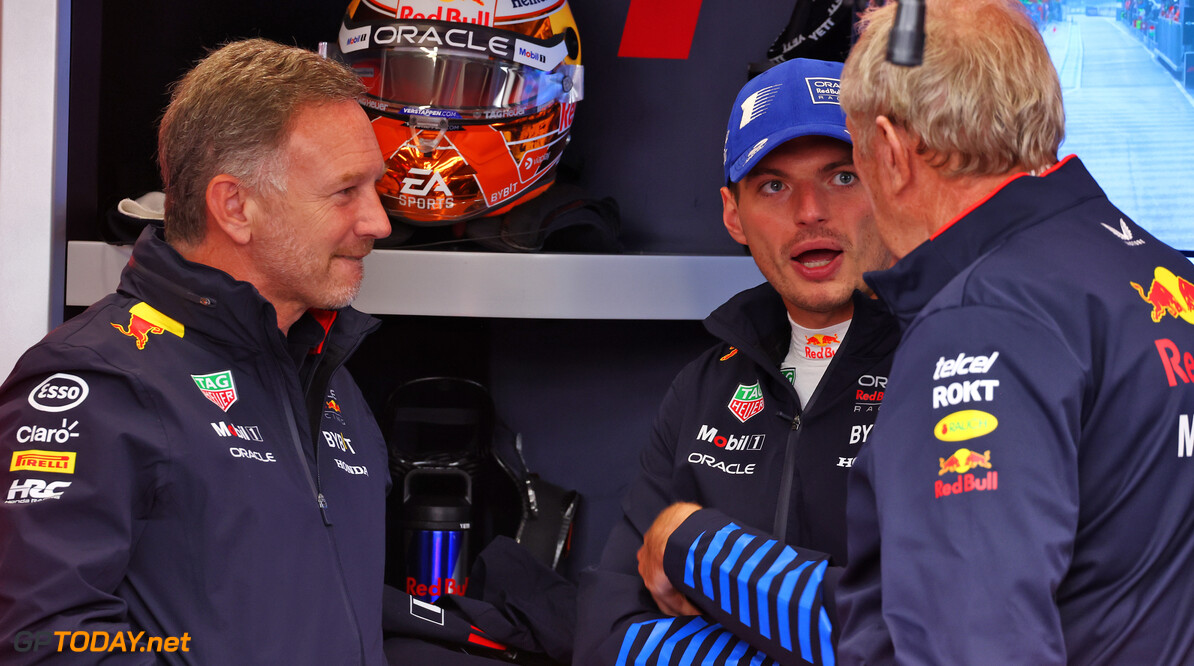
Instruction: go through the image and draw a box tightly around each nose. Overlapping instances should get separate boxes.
[358,185,392,241]
[793,184,829,226]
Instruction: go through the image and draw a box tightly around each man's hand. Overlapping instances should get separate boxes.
[637,502,703,616]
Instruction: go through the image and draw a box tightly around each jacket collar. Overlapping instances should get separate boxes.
[865,155,1103,330]
[704,281,896,367]
[117,225,378,354]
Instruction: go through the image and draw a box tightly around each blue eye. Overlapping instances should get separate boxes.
[833,172,857,186]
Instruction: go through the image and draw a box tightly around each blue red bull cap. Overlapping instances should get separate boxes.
[723,58,851,184]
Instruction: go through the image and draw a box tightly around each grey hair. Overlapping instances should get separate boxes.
[840,0,1064,177]
[157,38,366,247]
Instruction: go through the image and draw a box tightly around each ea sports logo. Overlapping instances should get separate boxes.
[399,168,453,197]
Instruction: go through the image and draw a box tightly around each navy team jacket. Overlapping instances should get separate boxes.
[576,283,898,665]
[839,156,1194,664]
[0,227,389,664]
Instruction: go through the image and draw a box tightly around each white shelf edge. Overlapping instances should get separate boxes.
[66,241,764,320]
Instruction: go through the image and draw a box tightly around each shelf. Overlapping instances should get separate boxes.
[66,241,764,320]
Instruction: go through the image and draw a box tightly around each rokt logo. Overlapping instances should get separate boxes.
[932,379,999,409]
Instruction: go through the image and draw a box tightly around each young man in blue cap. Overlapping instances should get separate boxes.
[574,58,897,665]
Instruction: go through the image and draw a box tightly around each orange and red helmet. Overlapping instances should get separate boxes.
[333,0,583,226]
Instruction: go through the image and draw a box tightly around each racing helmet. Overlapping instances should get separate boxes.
[333,0,583,226]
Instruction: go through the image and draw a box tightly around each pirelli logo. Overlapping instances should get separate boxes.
[11,450,77,474]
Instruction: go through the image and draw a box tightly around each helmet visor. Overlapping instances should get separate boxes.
[337,19,582,122]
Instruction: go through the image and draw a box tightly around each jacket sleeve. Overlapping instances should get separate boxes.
[0,346,165,664]
[575,375,835,666]
[663,508,838,666]
[837,305,1080,664]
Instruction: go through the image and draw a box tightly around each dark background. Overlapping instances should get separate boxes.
[66,1,793,580]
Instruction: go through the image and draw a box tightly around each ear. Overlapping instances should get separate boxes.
[204,174,253,246]
[720,186,748,245]
[872,115,914,194]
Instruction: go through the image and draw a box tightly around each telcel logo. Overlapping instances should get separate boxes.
[933,351,999,380]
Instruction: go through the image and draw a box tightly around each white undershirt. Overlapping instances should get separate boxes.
[781,316,852,409]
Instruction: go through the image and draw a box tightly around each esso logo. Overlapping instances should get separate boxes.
[858,375,887,388]
[28,374,90,413]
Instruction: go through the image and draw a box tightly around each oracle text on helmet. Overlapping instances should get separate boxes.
[373,25,512,60]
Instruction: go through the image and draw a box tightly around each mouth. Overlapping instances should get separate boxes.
[790,242,844,280]
[335,244,374,263]
[794,248,841,268]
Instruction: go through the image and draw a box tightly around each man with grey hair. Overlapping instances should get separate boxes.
[0,38,391,663]
[836,0,1194,662]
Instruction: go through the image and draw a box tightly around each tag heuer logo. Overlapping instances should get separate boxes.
[728,383,765,422]
[192,370,238,412]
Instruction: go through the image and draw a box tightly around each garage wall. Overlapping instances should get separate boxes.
[0,0,70,380]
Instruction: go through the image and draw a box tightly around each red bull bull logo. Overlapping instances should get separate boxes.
[938,448,991,475]
[111,315,164,350]
[325,399,342,413]
[720,347,739,362]
[935,448,997,498]
[1130,266,1194,324]
[804,334,839,360]
[110,302,184,350]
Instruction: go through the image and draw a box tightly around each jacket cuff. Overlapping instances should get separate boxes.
[661,507,732,587]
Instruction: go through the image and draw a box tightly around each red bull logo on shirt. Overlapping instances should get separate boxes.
[110,302,184,350]
[111,315,163,350]
[1131,266,1194,324]
[804,334,839,359]
[935,448,998,498]
[938,448,992,475]
[1154,338,1194,387]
